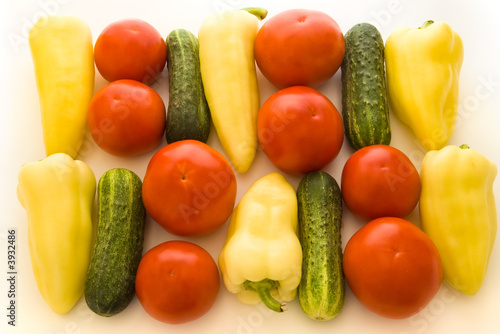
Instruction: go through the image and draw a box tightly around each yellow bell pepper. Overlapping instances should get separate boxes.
[198,8,267,174]
[29,15,95,158]
[17,153,96,314]
[420,144,497,295]
[218,172,302,312]
[385,20,464,151]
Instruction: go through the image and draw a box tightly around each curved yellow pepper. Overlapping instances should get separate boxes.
[218,172,302,312]
[29,15,94,158]
[420,145,497,295]
[198,8,267,174]
[17,153,96,314]
[385,20,464,151]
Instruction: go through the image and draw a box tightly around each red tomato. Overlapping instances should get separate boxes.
[87,79,166,157]
[254,9,345,89]
[341,145,421,221]
[142,140,237,236]
[257,86,343,175]
[135,240,220,324]
[94,19,166,85]
[343,217,443,319]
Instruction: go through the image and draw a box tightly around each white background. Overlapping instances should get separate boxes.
[1,0,500,333]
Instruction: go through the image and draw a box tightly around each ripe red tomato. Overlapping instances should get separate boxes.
[142,140,237,236]
[341,145,421,221]
[135,240,220,324]
[94,19,166,85]
[87,79,166,157]
[254,9,345,89]
[343,217,443,319]
[257,86,344,175]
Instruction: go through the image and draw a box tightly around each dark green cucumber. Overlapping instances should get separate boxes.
[84,168,146,317]
[341,23,391,151]
[297,171,345,321]
[165,28,211,143]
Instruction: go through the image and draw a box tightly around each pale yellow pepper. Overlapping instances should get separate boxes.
[198,8,267,173]
[17,153,96,314]
[29,15,95,158]
[420,145,497,295]
[385,20,464,151]
[219,172,302,312]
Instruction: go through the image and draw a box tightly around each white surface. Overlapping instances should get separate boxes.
[1,0,500,333]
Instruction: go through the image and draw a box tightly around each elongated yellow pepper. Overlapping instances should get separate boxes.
[218,172,302,312]
[385,20,463,151]
[420,145,497,295]
[198,8,267,173]
[17,153,96,314]
[29,15,95,158]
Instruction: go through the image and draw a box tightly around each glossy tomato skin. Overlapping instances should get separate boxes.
[254,9,345,89]
[135,241,220,324]
[94,19,166,85]
[341,145,421,221]
[87,79,166,157]
[343,217,443,319]
[142,140,237,236]
[257,86,343,175]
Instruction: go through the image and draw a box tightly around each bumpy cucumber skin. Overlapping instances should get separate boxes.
[84,168,146,317]
[341,23,391,151]
[297,171,345,321]
[166,29,211,143]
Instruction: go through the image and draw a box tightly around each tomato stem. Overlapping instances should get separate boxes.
[243,279,284,313]
[459,144,470,149]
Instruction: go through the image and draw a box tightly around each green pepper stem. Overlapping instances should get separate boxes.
[459,144,470,149]
[241,7,268,21]
[244,279,284,313]
[419,20,434,29]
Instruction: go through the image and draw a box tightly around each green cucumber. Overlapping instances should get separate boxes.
[297,171,345,321]
[341,22,391,151]
[165,28,211,143]
[84,168,146,317]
